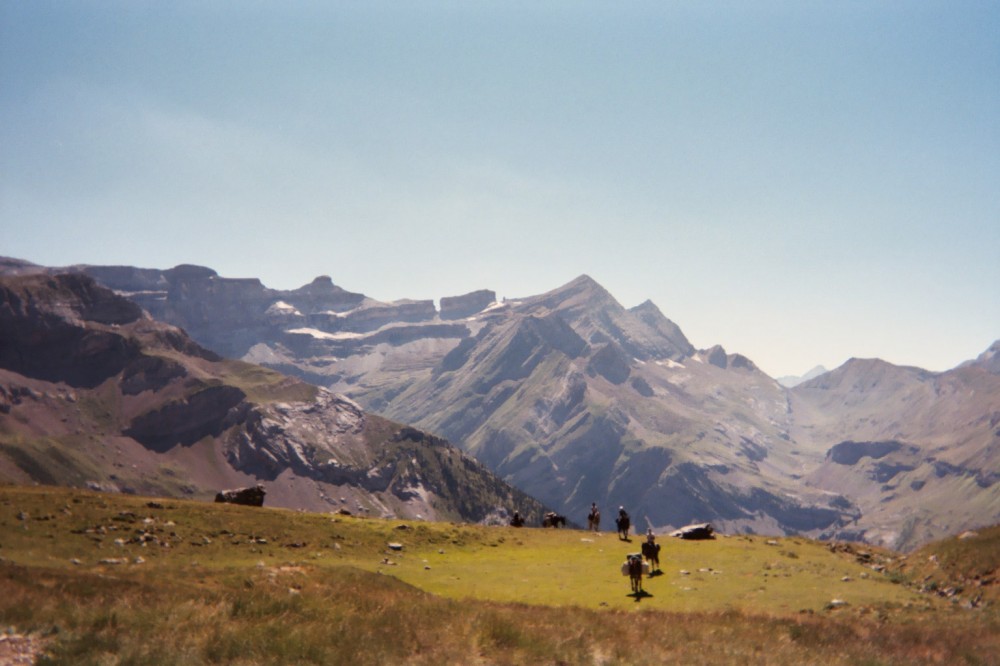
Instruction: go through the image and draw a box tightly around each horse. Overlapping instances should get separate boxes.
[641,541,661,572]
[542,512,566,528]
[616,514,631,540]
[627,554,644,594]
[587,508,601,531]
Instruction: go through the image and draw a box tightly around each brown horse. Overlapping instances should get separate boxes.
[627,554,643,594]
[587,508,601,531]
[641,541,661,571]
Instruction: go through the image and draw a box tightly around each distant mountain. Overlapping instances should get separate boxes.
[776,365,829,388]
[0,272,546,524]
[789,354,1000,551]
[4,257,998,550]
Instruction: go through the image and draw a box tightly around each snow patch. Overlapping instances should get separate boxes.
[287,327,362,340]
[269,300,301,315]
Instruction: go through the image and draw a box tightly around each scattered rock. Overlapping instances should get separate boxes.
[387,542,404,551]
[958,531,979,540]
[825,599,849,610]
[0,631,49,665]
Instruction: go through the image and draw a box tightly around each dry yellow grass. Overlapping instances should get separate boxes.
[1,485,997,665]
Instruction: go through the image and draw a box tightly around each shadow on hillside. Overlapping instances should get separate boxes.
[629,590,653,602]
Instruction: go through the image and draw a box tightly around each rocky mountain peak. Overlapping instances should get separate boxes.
[525,274,618,314]
[970,340,1000,374]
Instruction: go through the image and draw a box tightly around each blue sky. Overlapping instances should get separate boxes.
[2,1,998,378]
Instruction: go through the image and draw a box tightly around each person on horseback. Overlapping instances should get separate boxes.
[642,528,661,572]
[616,506,631,540]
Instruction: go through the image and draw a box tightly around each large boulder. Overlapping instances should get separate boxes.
[669,523,715,540]
[214,484,266,507]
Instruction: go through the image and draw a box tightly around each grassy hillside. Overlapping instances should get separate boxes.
[1,485,997,665]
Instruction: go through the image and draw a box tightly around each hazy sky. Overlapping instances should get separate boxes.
[3,1,998,378]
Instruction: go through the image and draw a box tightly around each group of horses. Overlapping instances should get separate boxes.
[508,506,662,596]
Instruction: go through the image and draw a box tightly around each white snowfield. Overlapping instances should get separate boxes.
[286,327,363,340]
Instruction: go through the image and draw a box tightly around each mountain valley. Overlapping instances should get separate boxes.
[2,257,997,550]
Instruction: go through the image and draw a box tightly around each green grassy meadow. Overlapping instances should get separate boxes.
[1,485,997,665]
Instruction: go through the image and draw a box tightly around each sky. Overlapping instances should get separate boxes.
[2,1,998,378]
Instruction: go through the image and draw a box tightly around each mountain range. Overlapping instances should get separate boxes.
[2,257,997,550]
[0,269,546,524]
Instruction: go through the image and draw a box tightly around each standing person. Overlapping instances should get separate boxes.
[588,502,601,531]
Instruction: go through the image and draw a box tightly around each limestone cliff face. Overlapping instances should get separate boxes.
[440,290,496,320]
